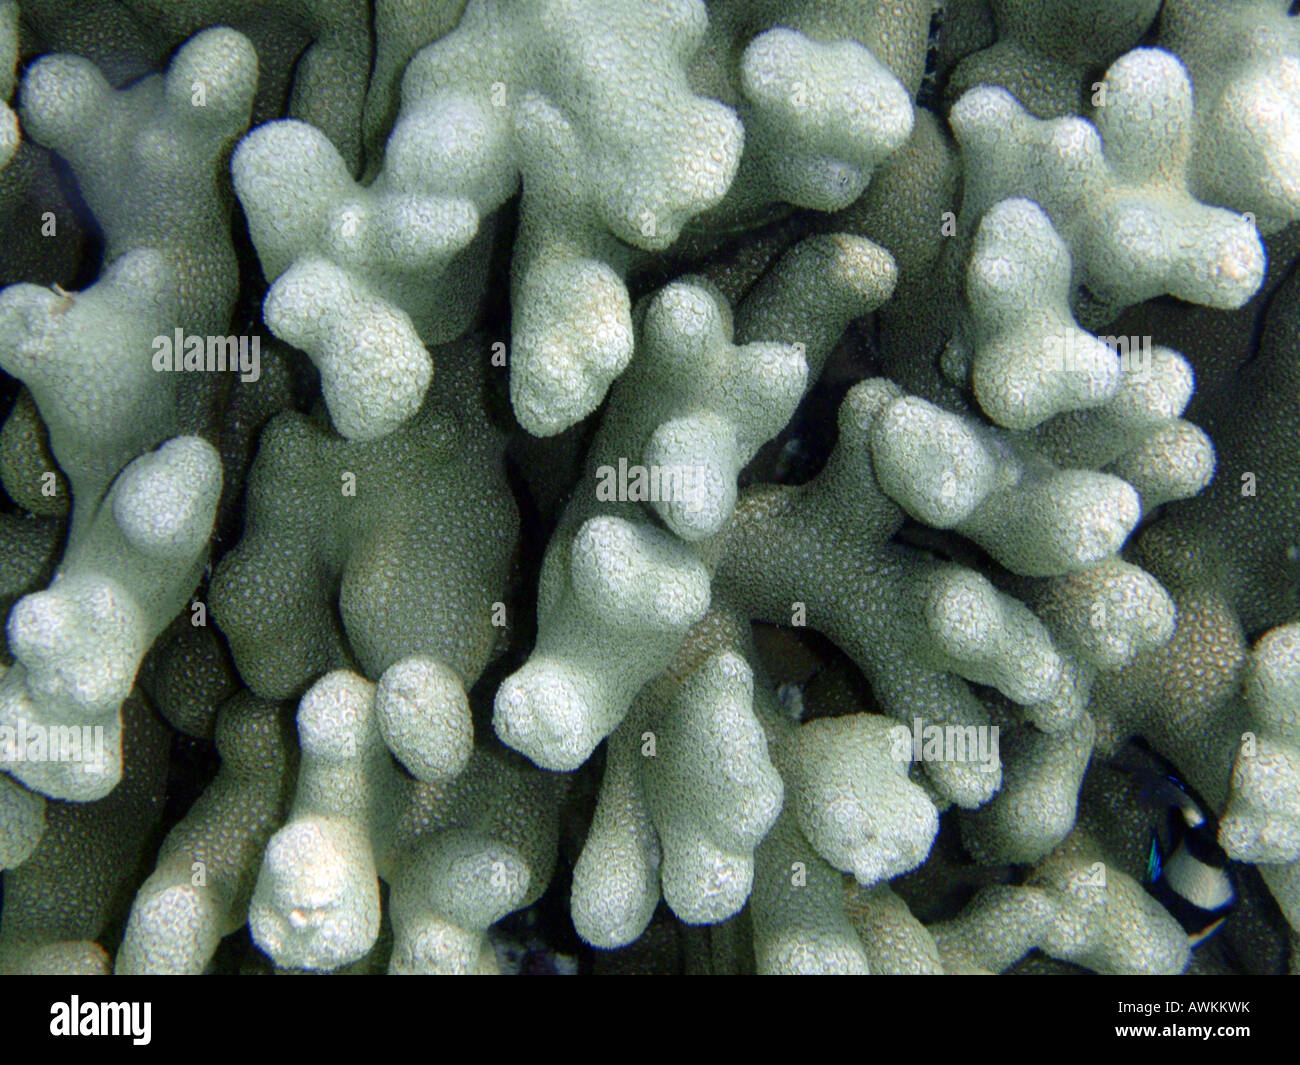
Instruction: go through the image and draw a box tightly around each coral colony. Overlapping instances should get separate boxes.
[0,0,1296,977]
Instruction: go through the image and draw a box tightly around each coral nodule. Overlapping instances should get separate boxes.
[0,0,1297,980]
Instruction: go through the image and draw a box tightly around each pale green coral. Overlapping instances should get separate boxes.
[692,0,931,219]
[1161,0,1300,234]
[495,234,895,771]
[250,670,559,974]
[0,436,221,801]
[0,693,170,974]
[0,26,256,542]
[236,0,744,439]
[572,642,782,945]
[116,693,294,975]
[0,0,1297,981]
[209,353,516,722]
[947,0,1160,118]
[951,49,1265,323]
[0,0,17,169]
[1222,624,1300,866]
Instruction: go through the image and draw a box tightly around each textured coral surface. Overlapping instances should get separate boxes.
[0,0,1297,976]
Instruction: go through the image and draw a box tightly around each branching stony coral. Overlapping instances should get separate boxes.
[0,26,255,539]
[17,0,372,171]
[247,669,559,975]
[946,0,1162,119]
[494,233,895,771]
[0,435,221,802]
[1159,0,1300,233]
[0,1,17,170]
[0,0,1298,979]
[235,0,745,441]
[0,691,170,973]
[690,0,930,217]
[115,692,293,975]
[209,352,516,713]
